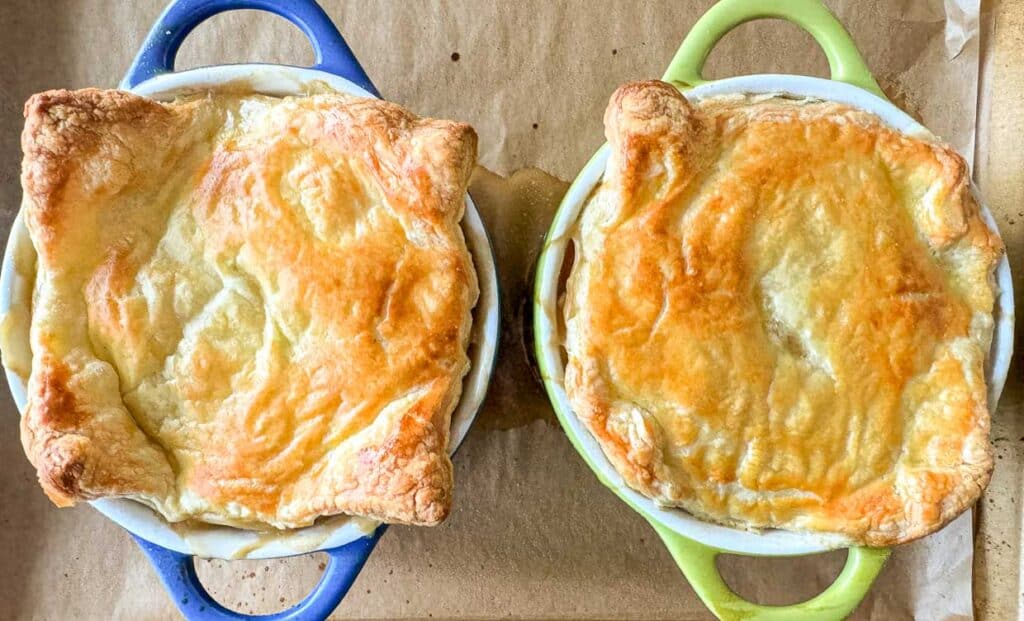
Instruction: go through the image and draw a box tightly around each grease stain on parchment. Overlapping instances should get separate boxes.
[468,167,569,431]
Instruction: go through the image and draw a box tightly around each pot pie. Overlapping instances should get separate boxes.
[14,88,478,529]
[564,80,1001,546]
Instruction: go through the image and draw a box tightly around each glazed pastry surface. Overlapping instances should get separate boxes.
[564,80,1000,546]
[17,88,478,528]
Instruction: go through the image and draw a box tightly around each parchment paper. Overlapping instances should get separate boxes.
[972,2,1024,619]
[0,1,1003,619]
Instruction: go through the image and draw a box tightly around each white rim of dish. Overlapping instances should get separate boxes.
[0,64,501,559]
[534,74,1015,556]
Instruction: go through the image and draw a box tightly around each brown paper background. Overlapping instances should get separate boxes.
[0,1,1018,619]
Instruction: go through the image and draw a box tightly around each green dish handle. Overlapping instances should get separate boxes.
[650,520,890,620]
[662,0,886,99]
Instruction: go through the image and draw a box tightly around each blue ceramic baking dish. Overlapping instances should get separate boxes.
[0,1,501,619]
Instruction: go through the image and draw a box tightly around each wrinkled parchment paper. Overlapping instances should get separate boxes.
[1,1,1013,619]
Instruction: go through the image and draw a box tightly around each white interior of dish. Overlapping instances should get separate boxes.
[1,65,501,559]
[535,74,1015,556]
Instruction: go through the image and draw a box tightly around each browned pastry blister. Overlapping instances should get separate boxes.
[18,88,478,528]
[564,80,1001,546]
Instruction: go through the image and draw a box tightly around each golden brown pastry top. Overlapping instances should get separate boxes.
[17,88,478,528]
[564,80,1001,546]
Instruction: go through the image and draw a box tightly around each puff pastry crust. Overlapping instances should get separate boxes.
[564,81,1001,546]
[17,88,478,528]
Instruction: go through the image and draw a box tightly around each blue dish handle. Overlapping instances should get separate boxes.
[122,0,379,96]
[134,525,386,621]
